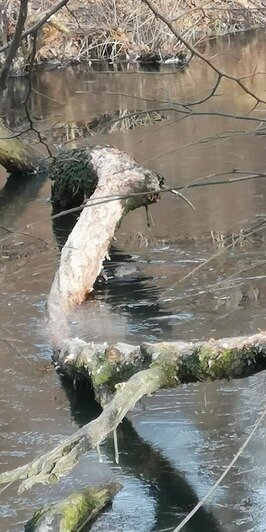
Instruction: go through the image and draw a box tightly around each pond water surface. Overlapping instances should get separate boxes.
[0,30,265,531]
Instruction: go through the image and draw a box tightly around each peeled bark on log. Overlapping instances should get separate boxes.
[48,145,163,346]
[24,482,122,532]
[0,119,41,174]
[0,332,264,492]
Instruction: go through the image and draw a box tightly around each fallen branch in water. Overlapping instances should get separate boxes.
[24,482,122,531]
[0,332,265,492]
[1,141,263,494]
[0,119,41,175]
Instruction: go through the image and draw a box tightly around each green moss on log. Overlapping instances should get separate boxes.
[176,344,262,382]
[25,483,122,531]
[50,147,99,210]
[196,345,248,380]
[0,119,41,175]
[85,345,152,392]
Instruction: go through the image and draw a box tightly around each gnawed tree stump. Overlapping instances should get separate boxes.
[25,482,122,532]
[48,144,163,346]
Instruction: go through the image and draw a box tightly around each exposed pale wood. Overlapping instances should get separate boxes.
[48,145,162,346]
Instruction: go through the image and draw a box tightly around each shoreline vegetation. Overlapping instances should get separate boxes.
[0,0,265,73]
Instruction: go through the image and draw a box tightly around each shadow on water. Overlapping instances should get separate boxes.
[52,214,174,335]
[0,172,47,225]
[63,379,222,532]
[0,28,265,532]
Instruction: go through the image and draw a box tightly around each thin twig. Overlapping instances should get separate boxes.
[0,170,265,245]
[173,410,266,531]
[0,337,31,365]
[0,0,70,54]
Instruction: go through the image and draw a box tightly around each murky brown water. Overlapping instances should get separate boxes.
[0,30,265,531]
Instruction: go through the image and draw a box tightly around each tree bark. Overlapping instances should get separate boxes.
[0,332,264,492]
[0,118,42,174]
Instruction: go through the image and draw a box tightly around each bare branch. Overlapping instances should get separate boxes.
[0,0,70,55]
[141,0,266,105]
[0,0,28,92]
[0,169,265,245]
[23,31,54,158]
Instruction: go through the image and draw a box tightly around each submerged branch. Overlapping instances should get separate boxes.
[25,482,122,531]
[0,332,265,491]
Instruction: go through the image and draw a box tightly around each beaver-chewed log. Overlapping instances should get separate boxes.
[49,145,163,211]
[24,482,122,532]
[48,144,163,346]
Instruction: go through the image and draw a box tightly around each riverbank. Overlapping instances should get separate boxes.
[0,0,265,72]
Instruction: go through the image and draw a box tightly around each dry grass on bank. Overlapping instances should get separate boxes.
[0,0,265,66]
[71,0,266,59]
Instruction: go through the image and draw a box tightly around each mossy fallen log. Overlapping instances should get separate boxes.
[24,482,122,532]
[54,332,266,403]
[0,119,42,175]
[0,332,264,492]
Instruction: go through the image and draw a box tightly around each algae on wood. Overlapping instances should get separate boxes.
[25,482,122,531]
[0,119,41,175]
[0,333,265,492]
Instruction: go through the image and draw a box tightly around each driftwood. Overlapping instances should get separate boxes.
[24,482,122,531]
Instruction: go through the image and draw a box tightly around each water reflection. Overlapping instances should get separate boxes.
[0,29,265,532]
[62,380,222,532]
